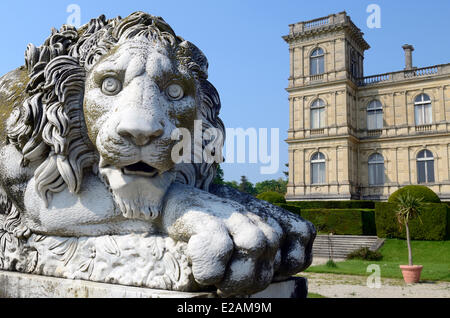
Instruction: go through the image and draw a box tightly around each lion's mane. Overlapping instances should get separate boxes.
[6,12,225,205]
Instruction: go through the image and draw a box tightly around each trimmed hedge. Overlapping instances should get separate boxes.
[276,204,376,236]
[375,202,449,240]
[256,191,286,204]
[388,185,440,204]
[287,200,375,210]
[301,209,376,235]
[277,203,301,215]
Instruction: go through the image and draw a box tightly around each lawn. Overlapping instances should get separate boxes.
[307,293,326,298]
[306,239,450,281]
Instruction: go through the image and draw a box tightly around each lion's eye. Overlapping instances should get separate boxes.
[101,77,122,96]
[166,83,184,101]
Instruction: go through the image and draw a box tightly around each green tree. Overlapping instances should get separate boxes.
[224,180,239,189]
[213,165,225,185]
[239,176,257,196]
[395,191,424,266]
[256,191,286,204]
[254,178,288,195]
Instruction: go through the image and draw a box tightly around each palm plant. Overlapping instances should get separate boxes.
[395,191,424,266]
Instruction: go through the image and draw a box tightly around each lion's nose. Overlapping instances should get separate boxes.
[117,115,164,147]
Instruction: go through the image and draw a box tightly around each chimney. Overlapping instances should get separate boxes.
[402,44,414,70]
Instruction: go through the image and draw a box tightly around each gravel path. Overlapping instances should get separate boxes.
[302,272,450,298]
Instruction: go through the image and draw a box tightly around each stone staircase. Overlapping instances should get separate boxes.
[312,235,384,259]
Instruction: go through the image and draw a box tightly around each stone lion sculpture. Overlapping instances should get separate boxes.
[0,11,315,297]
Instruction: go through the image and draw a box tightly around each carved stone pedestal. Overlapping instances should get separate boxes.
[0,270,307,298]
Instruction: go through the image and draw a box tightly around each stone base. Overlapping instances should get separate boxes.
[0,270,307,298]
[250,277,308,298]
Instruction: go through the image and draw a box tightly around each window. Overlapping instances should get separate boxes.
[311,99,326,129]
[367,100,383,130]
[414,94,432,126]
[368,153,384,185]
[311,152,326,184]
[351,50,359,78]
[310,48,324,75]
[417,150,434,184]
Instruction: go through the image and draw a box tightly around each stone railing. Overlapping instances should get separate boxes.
[404,66,439,78]
[310,128,325,135]
[415,124,433,132]
[288,11,347,35]
[304,17,330,30]
[358,63,450,87]
[359,73,391,86]
[367,129,382,137]
[310,74,324,82]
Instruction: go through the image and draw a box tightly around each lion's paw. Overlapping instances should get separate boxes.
[186,212,282,296]
[163,183,315,297]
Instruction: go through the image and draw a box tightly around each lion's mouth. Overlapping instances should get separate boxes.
[122,162,159,178]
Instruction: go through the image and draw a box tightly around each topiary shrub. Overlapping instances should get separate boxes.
[388,185,440,204]
[288,201,375,209]
[256,191,286,204]
[375,202,448,240]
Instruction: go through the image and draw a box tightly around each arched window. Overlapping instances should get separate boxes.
[367,100,383,130]
[417,150,435,184]
[311,152,326,184]
[310,48,324,75]
[414,94,432,126]
[311,99,326,129]
[368,153,384,185]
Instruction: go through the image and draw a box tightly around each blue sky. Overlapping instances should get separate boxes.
[0,0,449,183]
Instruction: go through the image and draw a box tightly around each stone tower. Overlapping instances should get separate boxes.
[284,12,450,202]
[283,12,370,200]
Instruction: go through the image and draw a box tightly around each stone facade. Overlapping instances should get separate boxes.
[284,11,450,201]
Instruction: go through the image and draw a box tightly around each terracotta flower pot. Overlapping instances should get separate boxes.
[399,265,423,284]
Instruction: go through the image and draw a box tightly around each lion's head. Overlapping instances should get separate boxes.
[6,12,225,221]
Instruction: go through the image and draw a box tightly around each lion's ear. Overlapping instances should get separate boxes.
[177,41,209,79]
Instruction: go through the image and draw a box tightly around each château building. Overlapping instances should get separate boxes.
[283,12,450,201]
